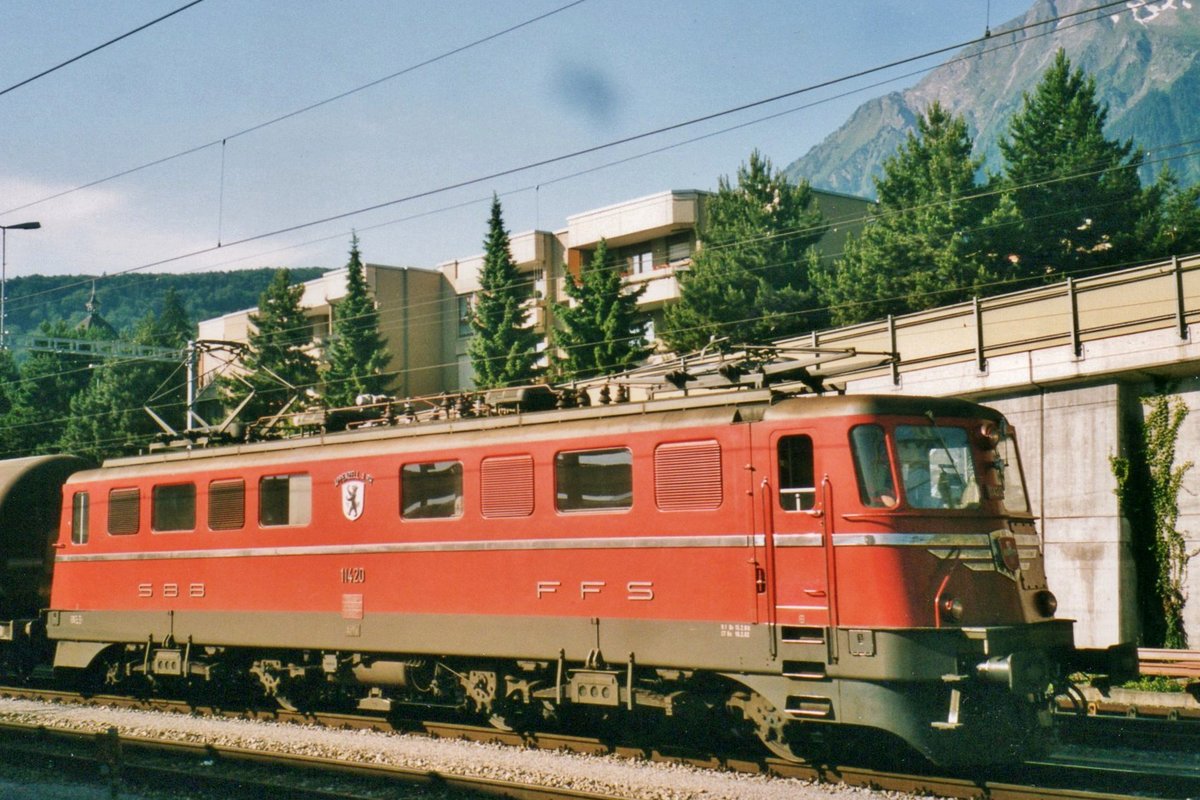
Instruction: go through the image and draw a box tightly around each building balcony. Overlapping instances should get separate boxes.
[566,190,702,250]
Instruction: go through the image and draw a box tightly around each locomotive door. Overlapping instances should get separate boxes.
[754,428,830,630]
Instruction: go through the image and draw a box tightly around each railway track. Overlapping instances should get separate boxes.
[0,686,1194,799]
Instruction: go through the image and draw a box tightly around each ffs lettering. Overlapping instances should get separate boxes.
[536,580,654,602]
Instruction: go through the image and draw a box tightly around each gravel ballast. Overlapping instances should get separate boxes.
[0,697,911,800]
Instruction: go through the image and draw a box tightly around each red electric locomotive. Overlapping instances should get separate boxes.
[12,385,1135,764]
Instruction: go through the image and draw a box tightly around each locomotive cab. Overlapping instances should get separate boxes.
[750,397,1132,765]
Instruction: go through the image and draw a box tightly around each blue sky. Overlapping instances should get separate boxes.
[0,0,1035,284]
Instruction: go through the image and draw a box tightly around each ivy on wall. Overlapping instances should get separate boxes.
[1111,391,1194,648]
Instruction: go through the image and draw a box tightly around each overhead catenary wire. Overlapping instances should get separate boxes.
[8,115,1198,372]
[0,1,1190,450]
[4,224,1195,458]
[0,0,1136,314]
[0,0,207,99]
[5,128,1198,403]
[1,237,1189,460]
[0,0,589,219]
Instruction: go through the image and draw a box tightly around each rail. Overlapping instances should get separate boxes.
[0,693,1184,800]
[1139,648,1200,679]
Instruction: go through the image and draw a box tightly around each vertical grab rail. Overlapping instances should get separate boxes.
[759,478,779,660]
[821,475,840,665]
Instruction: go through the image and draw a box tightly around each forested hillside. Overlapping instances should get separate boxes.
[2,268,327,337]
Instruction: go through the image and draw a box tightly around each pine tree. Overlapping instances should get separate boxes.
[58,361,142,462]
[1,320,107,457]
[467,196,541,389]
[0,348,16,419]
[232,268,319,421]
[59,290,195,461]
[1144,168,1200,259]
[321,235,390,406]
[815,103,994,325]
[988,49,1146,286]
[0,348,20,456]
[553,238,650,381]
[150,287,194,350]
[661,150,824,353]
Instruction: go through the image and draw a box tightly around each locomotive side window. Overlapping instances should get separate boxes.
[259,474,312,527]
[895,425,981,510]
[401,461,463,519]
[152,483,196,532]
[996,431,1030,513]
[777,435,815,511]
[71,492,90,545]
[655,440,722,511]
[107,488,140,535]
[481,455,534,518]
[208,479,246,530]
[556,447,632,512]
[850,426,896,508]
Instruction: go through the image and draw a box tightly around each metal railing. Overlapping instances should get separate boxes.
[1138,648,1200,679]
[785,252,1200,386]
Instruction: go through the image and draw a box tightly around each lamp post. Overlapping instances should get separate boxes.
[0,221,41,348]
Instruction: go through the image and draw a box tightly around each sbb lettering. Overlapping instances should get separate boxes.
[137,582,206,599]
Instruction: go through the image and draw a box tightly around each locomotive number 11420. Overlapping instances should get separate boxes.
[340,567,366,584]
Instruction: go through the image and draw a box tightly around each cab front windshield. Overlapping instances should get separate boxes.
[895,425,980,509]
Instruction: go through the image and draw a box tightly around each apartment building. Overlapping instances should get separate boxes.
[196,187,867,400]
[196,263,453,400]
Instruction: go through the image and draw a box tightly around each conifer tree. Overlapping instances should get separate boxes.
[59,361,141,462]
[1,320,108,457]
[0,349,16,420]
[815,103,993,325]
[987,49,1146,286]
[467,196,541,389]
[321,235,390,406]
[553,238,650,381]
[150,287,194,350]
[59,290,195,461]
[661,150,824,353]
[0,348,21,456]
[233,268,319,421]
[1144,168,1200,259]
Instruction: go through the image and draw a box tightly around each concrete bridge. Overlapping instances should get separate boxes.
[787,253,1200,647]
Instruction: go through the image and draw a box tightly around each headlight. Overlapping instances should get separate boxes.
[1034,590,1058,617]
[939,596,964,622]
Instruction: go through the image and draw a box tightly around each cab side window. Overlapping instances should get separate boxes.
[850,425,897,508]
[777,435,816,511]
[71,492,90,544]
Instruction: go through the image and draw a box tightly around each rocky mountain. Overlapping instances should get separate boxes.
[785,0,1200,198]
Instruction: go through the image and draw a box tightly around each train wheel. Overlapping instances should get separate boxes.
[728,690,800,762]
[487,705,540,732]
[486,683,553,732]
[249,660,306,712]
